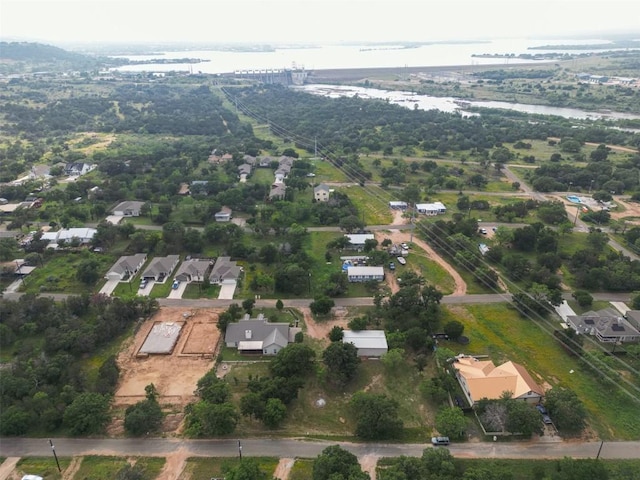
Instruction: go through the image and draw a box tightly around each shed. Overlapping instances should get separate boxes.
[343,330,388,357]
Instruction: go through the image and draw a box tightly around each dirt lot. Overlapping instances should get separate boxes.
[114,307,222,407]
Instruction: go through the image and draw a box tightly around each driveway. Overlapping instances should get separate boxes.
[554,301,577,322]
[99,279,120,296]
[218,280,237,299]
[167,281,187,299]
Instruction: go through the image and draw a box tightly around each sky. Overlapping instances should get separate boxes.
[2,0,640,46]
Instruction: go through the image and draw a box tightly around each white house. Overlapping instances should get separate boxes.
[389,201,408,210]
[314,184,331,202]
[347,266,384,283]
[416,202,446,215]
[105,254,148,281]
[215,206,232,222]
[343,330,388,357]
[41,227,97,248]
[112,201,146,217]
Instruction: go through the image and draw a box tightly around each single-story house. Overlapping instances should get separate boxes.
[225,314,301,355]
[105,254,148,281]
[624,310,640,331]
[452,355,544,406]
[215,206,232,222]
[345,234,375,251]
[416,201,447,215]
[389,201,408,210]
[174,258,212,283]
[243,155,257,166]
[314,184,330,202]
[65,162,96,176]
[112,201,146,217]
[238,164,252,176]
[566,308,640,344]
[41,227,97,247]
[343,330,388,357]
[269,183,287,201]
[141,255,180,282]
[209,256,243,284]
[347,266,384,283]
[258,156,273,167]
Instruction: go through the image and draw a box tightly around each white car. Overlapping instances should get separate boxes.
[396,256,406,265]
[22,476,44,480]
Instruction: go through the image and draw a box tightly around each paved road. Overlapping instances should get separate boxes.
[1,437,639,460]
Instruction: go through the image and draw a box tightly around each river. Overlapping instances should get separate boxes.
[295,84,640,121]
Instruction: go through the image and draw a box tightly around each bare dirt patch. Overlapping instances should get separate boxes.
[156,447,190,480]
[301,306,352,341]
[359,454,379,480]
[273,458,295,480]
[114,308,222,408]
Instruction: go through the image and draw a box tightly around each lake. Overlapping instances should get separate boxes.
[110,37,636,75]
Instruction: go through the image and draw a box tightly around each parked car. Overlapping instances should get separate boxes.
[396,256,406,265]
[140,279,148,289]
[431,436,450,446]
[401,242,410,249]
[536,404,547,415]
[389,262,396,271]
[22,476,44,480]
[479,228,487,234]
[172,280,180,289]
[542,414,553,425]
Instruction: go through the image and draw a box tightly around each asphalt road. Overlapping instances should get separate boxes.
[2,437,639,460]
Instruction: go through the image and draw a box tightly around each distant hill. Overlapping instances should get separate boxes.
[0,41,112,74]
[0,41,94,61]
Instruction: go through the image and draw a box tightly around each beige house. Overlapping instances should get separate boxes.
[314,184,330,202]
[452,355,544,406]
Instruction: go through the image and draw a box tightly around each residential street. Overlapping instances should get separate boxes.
[2,437,639,460]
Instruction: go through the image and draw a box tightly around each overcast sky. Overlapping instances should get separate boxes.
[2,0,639,45]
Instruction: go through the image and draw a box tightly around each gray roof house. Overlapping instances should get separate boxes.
[347,266,384,283]
[112,201,146,217]
[105,254,148,281]
[314,184,330,202]
[174,258,212,282]
[141,255,180,282]
[238,164,252,175]
[269,183,287,200]
[566,307,640,344]
[225,314,300,355]
[209,256,243,284]
[258,156,273,167]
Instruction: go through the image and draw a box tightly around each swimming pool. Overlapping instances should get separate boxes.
[567,195,581,203]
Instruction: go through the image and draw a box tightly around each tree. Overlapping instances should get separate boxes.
[242,298,255,315]
[269,343,316,378]
[184,401,239,437]
[195,370,231,404]
[124,394,163,436]
[328,326,344,342]
[224,459,268,480]
[262,397,287,428]
[63,392,111,435]
[240,392,266,421]
[572,290,593,307]
[275,299,284,311]
[381,348,405,372]
[444,320,464,340]
[313,445,370,480]
[76,258,100,285]
[339,215,365,233]
[551,457,609,480]
[544,387,587,434]
[505,400,543,437]
[322,341,360,387]
[310,295,335,315]
[435,406,466,440]
[350,392,403,439]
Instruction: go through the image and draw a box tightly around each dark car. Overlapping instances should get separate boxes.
[536,404,547,415]
[542,414,553,425]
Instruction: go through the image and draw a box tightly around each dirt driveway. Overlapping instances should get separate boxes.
[377,230,467,296]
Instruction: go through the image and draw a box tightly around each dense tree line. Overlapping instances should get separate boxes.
[0,294,158,435]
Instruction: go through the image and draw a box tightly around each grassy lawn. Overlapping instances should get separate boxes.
[20,251,117,294]
[15,457,71,480]
[288,458,314,479]
[73,456,165,480]
[336,185,392,225]
[179,457,279,480]
[182,282,221,299]
[407,251,455,295]
[440,302,640,440]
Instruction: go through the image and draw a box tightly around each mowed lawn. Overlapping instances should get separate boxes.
[440,303,640,440]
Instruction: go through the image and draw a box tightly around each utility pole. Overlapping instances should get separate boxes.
[238,440,243,461]
[49,439,61,472]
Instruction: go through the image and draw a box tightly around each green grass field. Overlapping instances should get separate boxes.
[179,457,279,480]
[440,303,640,440]
[15,457,71,480]
[73,456,165,480]
[336,185,392,225]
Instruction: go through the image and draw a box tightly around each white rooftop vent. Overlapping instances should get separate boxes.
[245,330,252,340]
[257,313,265,321]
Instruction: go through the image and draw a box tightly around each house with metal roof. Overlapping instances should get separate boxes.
[225,314,300,355]
[566,307,640,344]
[141,255,180,282]
[416,201,447,215]
[345,234,375,251]
[452,355,544,406]
[343,330,388,357]
[346,266,384,282]
[105,254,148,281]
